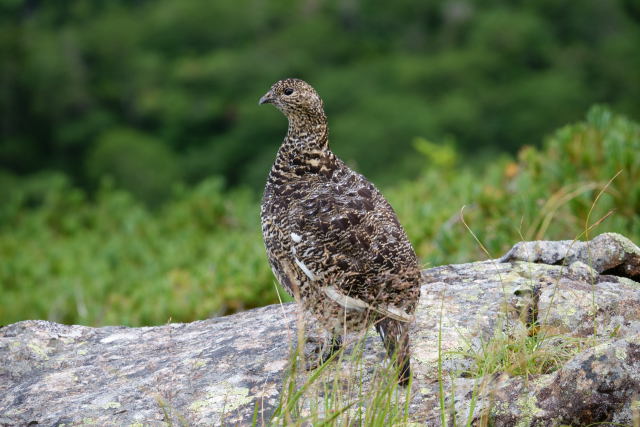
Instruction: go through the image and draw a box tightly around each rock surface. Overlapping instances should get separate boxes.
[1,232,639,426]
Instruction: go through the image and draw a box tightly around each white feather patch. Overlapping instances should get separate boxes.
[322,285,414,323]
[290,232,302,243]
[294,257,316,281]
[323,286,368,311]
[376,305,415,323]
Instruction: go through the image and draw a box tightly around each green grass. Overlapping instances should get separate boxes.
[430,168,629,426]
[0,105,639,327]
[269,311,413,426]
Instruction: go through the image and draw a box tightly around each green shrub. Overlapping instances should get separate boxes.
[0,176,275,326]
[391,105,640,265]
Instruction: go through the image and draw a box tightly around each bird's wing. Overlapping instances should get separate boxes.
[287,174,420,318]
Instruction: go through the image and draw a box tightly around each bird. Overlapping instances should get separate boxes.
[258,78,421,386]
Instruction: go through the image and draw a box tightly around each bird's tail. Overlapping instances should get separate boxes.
[375,317,411,386]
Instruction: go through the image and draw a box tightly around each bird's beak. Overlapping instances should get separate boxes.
[258,90,274,105]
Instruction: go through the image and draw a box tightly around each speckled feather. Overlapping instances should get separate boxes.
[259,79,421,384]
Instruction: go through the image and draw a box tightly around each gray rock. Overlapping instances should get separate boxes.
[458,335,640,426]
[499,232,640,280]
[1,233,639,426]
[0,307,299,426]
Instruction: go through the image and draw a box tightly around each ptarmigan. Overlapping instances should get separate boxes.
[259,78,421,386]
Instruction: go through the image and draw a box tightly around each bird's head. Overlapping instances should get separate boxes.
[259,78,325,120]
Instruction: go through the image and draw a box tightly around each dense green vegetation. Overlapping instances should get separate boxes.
[1,107,638,327]
[1,0,639,198]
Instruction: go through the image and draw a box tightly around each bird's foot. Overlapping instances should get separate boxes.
[304,335,342,371]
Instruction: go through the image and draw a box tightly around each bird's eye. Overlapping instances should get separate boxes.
[283,88,294,95]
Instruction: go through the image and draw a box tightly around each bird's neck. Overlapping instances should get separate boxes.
[284,112,329,153]
[271,113,337,178]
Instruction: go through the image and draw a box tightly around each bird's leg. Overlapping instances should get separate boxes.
[304,334,343,371]
[375,318,411,386]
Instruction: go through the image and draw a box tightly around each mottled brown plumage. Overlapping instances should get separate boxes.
[259,78,421,385]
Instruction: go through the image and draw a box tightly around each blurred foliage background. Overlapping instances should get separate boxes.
[0,0,639,326]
